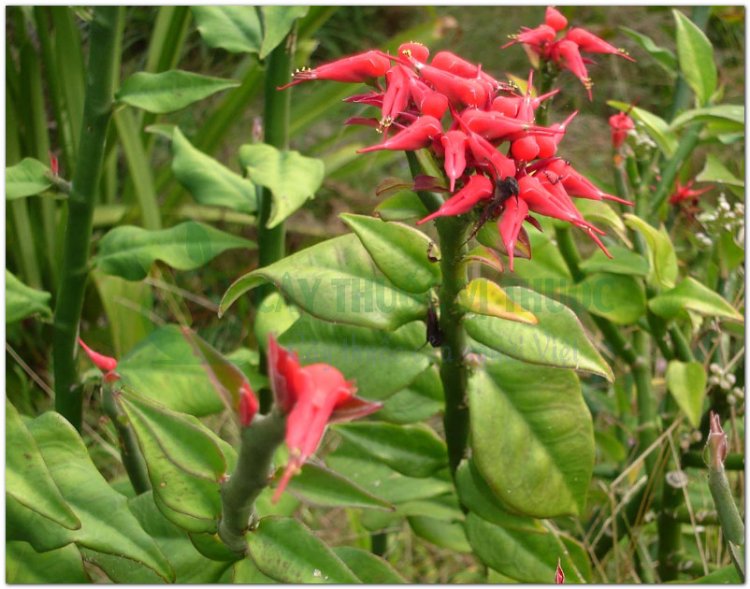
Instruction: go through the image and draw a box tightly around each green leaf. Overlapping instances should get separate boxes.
[458,278,538,324]
[559,272,647,325]
[6,270,52,323]
[620,26,677,75]
[580,246,649,277]
[374,190,429,221]
[279,312,432,400]
[649,277,743,322]
[7,400,80,531]
[465,287,613,381]
[511,228,572,285]
[128,492,233,583]
[229,557,277,583]
[172,127,256,213]
[457,464,591,583]
[607,101,678,156]
[687,565,742,584]
[575,198,628,240]
[409,516,471,553]
[696,153,744,189]
[117,70,239,114]
[259,6,309,59]
[117,393,228,534]
[674,10,717,106]
[7,542,88,583]
[333,546,407,583]
[6,158,52,199]
[246,517,360,583]
[285,462,394,510]
[379,366,443,424]
[465,513,591,584]
[341,213,440,294]
[327,443,453,505]
[118,325,226,416]
[666,361,707,427]
[334,422,447,478]
[239,144,325,228]
[254,291,301,350]
[220,234,428,330]
[670,104,744,131]
[11,412,174,581]
[94,221,254,281]
[192,7,262,54]
[623,214,678,289]
[469,358,594,517]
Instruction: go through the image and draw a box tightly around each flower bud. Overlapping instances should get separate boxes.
[546,7,568,32]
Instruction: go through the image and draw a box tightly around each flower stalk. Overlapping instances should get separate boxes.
[53,7,123,430]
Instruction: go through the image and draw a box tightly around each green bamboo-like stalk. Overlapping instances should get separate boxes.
[218,411,287,555]
[255,28,296,302]
[52,7,123,430]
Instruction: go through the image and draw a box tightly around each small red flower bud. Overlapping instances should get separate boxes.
[498,194,529,271]
[609,112,635,148]
[409,78,449,119]
[380,65,414,128]
[413,62,489,108]
[278,50,391,90]
[430,50,502,91]
[535,135,558,159]
[358,116,443,153]
[511,136,541,161]
[238,382,259,427]
[49,151,59,176]
[462,109,557,142]
[565,27,635,61]
[398,41,429,63]
[553,40,592,100]
[503,24,557,50]
[547,159,634,205]
[491,96,520,118]
[417,174,495,225]
[441,130,468,192]
[707,411,728,470]
[546,7,568,32]
[78,338,119,380]
[466,132,517,179]
[555,558,565,584]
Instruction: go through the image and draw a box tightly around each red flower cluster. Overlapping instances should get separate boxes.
[266,336,381,502]
[503,6,634,99]
[281,39,632,269]
[608,111,635,149]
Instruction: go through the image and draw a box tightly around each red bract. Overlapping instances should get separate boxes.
[279,38,628,271]
[609,111,635,148]
[78,338,120,383]
[503,7,634,99]
[278,50,390,89]
[267,336,381,503]
[669,179,713,205]
[238,383,259,428]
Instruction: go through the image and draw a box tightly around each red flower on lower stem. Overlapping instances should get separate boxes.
[267,335,382,502]
[78,338,120,383]
[669,179,713,205]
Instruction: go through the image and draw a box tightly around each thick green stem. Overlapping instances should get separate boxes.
[218,411,287,555]
[683,451,744,470]
[102,385,151,495]
[435,216,470,476]
[52,7,123,430]
[255,29,295,302]
[633,331,658,475]
[657,453,683,581]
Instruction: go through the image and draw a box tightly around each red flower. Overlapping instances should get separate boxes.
[555,558,566,584]
[267,335,381,502]
[609,111,635,149]
[669,179,713,205]
[78,338,120,383]
[278,50,390,90]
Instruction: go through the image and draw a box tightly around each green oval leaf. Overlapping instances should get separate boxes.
[172,128,256,213]
[697,153,744,190]
[220,234,428,330]
[6,158,52,200]
[580,246,649,277]
[333,546,407,583]
[246,517,360,583]
[118,394,227,534]
[341,213,440,294]
[6,270,52,323]
[649,277,743,322]
[192,7,262,54]
[285,462,394,511]
[12,412,174,581]
[666,361,707,427]
[259,6,309,59]
[674,9,717,106]
[559,272,646,325]
[469,358,595,517]
[374,190,429,222]
[670,104,744,131]
[623,214,678,289]
[409,515,471,553]
[334,422,447,478]
[7,400,80,531]
[465,287,613,381]
[7,542,88,584]
[279,312,432,400]
[620,26,677,75]
[458,278,538,324]
[118,325,227,416]
[117,70,239,113]
[239,144,325,228]
[379,366,443,424]
[94,221,254,281]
